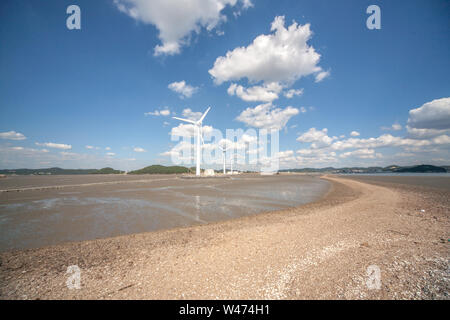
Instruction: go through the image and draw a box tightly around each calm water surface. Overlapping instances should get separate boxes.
[0,174,329,251]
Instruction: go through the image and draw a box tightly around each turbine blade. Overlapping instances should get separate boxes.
[199,107,211,123]
[201,126,205,144]
[172,117,196,124]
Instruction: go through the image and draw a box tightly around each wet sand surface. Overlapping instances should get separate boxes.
[0,174,329,251]
[0,175,448,300]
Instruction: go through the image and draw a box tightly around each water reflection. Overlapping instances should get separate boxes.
[0,176,329,251]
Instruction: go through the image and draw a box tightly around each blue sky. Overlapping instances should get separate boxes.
[0,0,449,170]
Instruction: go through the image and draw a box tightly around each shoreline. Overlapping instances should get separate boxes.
[0,175,448,299]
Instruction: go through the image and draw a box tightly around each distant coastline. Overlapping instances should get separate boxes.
[279,164,449,174]
[0,164,448,176]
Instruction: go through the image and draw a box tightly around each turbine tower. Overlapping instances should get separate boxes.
[173,107,211,176]
[219,144,228,174]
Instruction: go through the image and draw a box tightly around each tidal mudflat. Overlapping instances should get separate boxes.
[0,174,329,251]
[1,175,448,299]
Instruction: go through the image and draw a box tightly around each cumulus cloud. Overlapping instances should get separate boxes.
[0,131,26,140]
[134,147,146,152]
[296,128,337,148]
[168,81,198,98]
[292,103,450,167]
[284,89,304,99]
[381,123,402,131]
[35,142,72,150]
[339,148,382,159]
[114,0,251,56]
[236,103,299,130]
[407,97,450,130]
[227,82,282,102]
[330,133,449,151]
[181,108,203,121]
[170,123,214,138]
[209,16,325,85]
[405,98,450,139]
[350,131,360,137]
[145,108,171,116]
[406,126,449,139]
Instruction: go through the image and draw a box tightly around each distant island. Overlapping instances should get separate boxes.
[0,164,448,176]
[280,164,449,174]
[128,165,191,175]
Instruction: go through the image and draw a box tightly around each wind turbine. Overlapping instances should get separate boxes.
[173,107,211,176]
[218,143,229,174]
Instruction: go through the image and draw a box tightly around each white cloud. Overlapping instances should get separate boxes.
[284,88,304,99]
[292,114,450,167]
[209,16,325,85]
[330,133,450,151]
[145,107,171,116]
[227,82,282,102]
[86,145,94,149]
[114,0,251,56]
[407,97,450,130]
[339,148,382,159]
[381,123,402,131]
[105,147,111,150]
[236,103,299,130]
[106,152,116,156]
[350,131,360,137]
[296,148,337,166]
[182,108,203,121]
[406,126,449,139]
[160,140,195,161]
[296,128,337,148]
[0,131,26,140]
[134,147,146,152]
[35,142,72,150]
[168,81,198,98]
[170,123,213,138]
[405,98,450,139]
[315,70,330,83]
[276,150,296,164]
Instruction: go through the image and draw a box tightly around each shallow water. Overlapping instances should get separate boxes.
[0,174,329,251]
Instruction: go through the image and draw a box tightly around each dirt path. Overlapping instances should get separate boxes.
[1,176,448,299]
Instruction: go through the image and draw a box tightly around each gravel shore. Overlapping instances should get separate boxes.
[0,175,448,299]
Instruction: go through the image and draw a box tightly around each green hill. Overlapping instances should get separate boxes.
[128,165,191,174]
[91,167,124,174]
[393,164,446,173]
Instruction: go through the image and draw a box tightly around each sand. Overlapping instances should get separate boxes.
[0,175,448,300]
